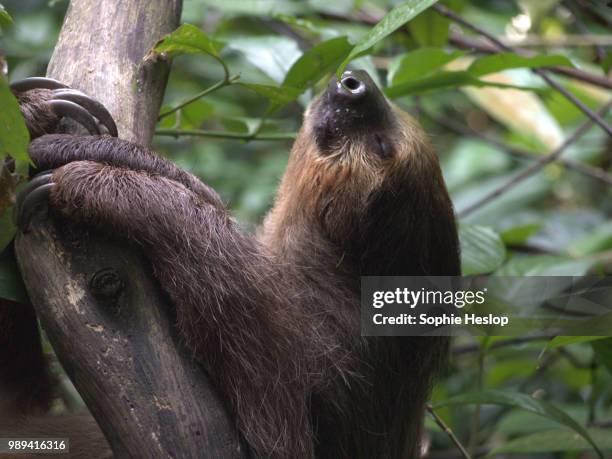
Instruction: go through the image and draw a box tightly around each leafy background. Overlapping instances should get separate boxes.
[1,0,611,457]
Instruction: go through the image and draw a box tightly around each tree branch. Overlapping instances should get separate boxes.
[426,404,472,459]
[156,128,297,141]
[158,74,240,121]
[561,0,607,63]
[458,100,612,218]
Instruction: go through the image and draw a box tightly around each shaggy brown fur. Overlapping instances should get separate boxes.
[2,71,459,458]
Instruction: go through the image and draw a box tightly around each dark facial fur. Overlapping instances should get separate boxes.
[4,71,459,458]
[311,70,394,157]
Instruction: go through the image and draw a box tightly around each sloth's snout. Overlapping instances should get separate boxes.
[324,70,388,123]
[313,69,392,153]
[332,70,380,105]
[337,71,368,99]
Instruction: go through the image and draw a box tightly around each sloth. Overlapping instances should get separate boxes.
[2,70,460,458]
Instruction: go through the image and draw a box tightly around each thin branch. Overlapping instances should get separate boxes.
[574,0,612,28]
[448,32,612,91]
[503,34,612,48]
[426,403,472,459]
[422,111,612,186]
[433,3,612,137]
[155,128,296,141]
[158,74,240,121]
[458,100,612,218]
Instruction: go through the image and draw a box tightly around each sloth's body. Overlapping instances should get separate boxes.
[1,71,459,458]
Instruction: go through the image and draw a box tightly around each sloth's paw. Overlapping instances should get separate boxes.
[14,171,55,233]
[10,77,118,137]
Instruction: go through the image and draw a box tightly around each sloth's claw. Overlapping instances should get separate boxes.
[10,77,118,137]
[15,171,54,211]
[14,172,55,233]
[49,99,101,135]
[53,89,118,137]
[9,77,69,92]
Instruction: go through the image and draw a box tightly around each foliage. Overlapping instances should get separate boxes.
[1,0,611,457]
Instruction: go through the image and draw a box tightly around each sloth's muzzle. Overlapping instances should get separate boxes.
[328,70,386,109]
[313,70,391,152]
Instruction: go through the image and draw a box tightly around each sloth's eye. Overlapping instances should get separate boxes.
[374,134,392,159]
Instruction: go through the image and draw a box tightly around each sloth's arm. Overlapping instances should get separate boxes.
[27,135,222,207]
[17,159,313,459]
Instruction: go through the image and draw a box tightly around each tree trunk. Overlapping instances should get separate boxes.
[14,1,246,457]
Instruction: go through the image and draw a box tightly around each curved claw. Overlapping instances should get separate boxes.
[16,182,56,233]
[9,77,69,93]
[53,90,118,137]
[49,99,101,135]
[15,172,54,213]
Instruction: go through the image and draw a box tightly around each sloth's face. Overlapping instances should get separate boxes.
[309,70,396,159]
[276,70,442,244]
[298,70,432,181]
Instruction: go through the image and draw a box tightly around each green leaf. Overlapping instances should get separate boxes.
[273,14,340,40]
[385,70,538,98]
[221,117,265,136]
[500,223,541,245]
[283,36,352,91]
[496,255,595,276]
[237,83,301,107]
[387,48,463,86]
[407,8,449,46]
[568,221,612,257]
[467,52,574,78]
[0,3,12,29]
[459,224,506,275]
[153,23,223,61]
[228,36,301,84]
[602,54,612,74]
[0,76,29,162]
[436,390,603,459]
[235,36,350,114]
[338,0,439,75]
[488,428,612,456]
[0,248,26,303]
[153,23,221,58]
[546,336,609,350]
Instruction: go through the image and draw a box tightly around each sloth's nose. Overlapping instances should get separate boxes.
[316,69,390,146]
[333,70,384,106]
[338,71,367,99]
